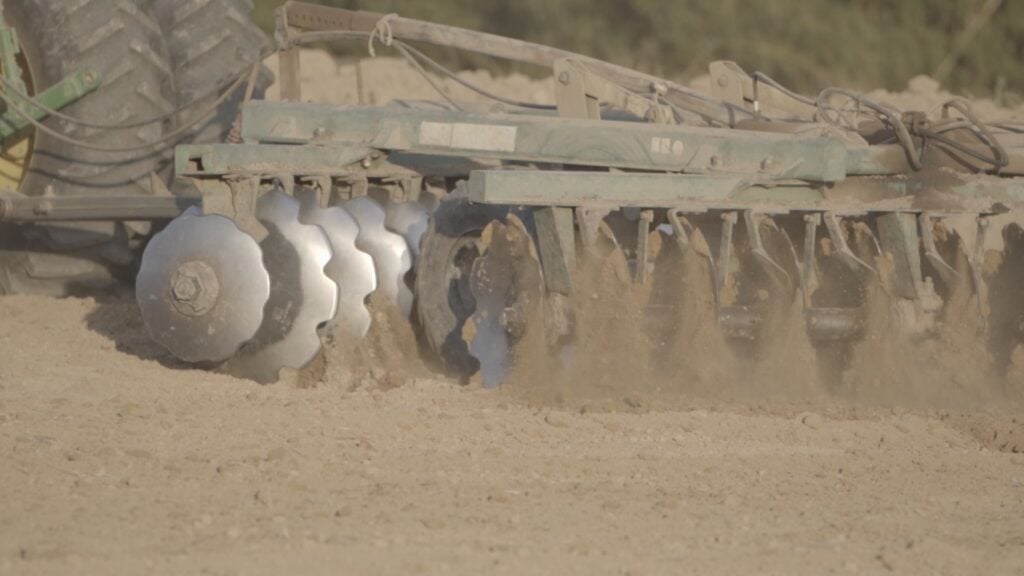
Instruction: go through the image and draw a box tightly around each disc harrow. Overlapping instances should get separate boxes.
[60,2,1022,394]
[139,185,429,382]
[295,187,376,338]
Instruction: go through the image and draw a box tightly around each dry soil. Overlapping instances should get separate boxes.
[2,52,1024,575]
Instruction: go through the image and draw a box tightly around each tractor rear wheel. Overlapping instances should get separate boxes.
[0,0,271,296]
[0,0,176,295]
[150,0,272,147]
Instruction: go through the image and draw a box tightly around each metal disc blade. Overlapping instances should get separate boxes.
[467,217,543,387]
[385,201,430,258]
[224,190,338,383]
[467,263,510,388]
[296,189,376,338]
[344,196,414,317]
[136,213,270,364]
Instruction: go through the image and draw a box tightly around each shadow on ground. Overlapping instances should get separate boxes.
[84,296,191,370]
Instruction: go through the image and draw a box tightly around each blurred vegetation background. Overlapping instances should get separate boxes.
[252,0,1020,101]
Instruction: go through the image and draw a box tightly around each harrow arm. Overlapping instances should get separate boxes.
[116,7,1024,388]
[0,192,197,222]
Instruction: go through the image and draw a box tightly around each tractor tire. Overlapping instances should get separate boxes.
[150,0,272,147]
[0,0,176,295]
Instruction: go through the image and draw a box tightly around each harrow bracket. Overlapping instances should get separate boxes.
[823,212,876,279]
[919,213,959,287]
[534,206,576,295]
[875,212,923,300]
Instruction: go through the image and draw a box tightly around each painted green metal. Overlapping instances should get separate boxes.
[176,142,374,177]
[239,101,848,182]
[176,141,494,180]
[469,170,808,210]
[467,169,1024,213]
[0,6,26,95]
[195,101,1024,218]
[844,145,912,175]
[0,67,101,140]
[0,6,101,142]
[240,101,383,144]
[236,101,1024,181]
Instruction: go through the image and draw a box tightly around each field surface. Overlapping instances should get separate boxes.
[2,53,1024,575]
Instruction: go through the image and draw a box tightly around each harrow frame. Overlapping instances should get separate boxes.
[7,1,1024,382]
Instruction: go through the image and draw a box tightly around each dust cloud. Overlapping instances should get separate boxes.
[496,231,1022,415]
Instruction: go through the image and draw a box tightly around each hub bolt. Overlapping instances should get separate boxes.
[172,275,200,302]
[168,260,220,317]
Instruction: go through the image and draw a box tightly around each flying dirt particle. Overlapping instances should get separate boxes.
[264,446,290,462]
[842,249,1009,410]
[1006,345,1024,400]
[317,293,427,390]
[623,396,645,410]
[798,412,824,430]
[648,228,738,398]
[505,244,654,410]
[543,412,571,428]
[502,227,836,411]
[747,296,822,401]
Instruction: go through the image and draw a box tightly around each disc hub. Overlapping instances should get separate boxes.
[169,260,220,316]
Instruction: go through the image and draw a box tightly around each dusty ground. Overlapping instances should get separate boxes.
[1,294,1023,575]
[2,53,1024,574]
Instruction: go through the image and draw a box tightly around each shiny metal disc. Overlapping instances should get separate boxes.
[223,190,338,383]
[136,210,270,364]
[385,201,430,258]
[344,196,414,317]
[296,188,376,338]
[467,217,544,388]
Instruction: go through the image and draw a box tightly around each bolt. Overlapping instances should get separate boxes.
[168,260,220,317]
[761,157,774,170]
[172,274,200,302]
[557,71,571,85]
[82,70,96,86]
[709,155,721,168]
[717,75,729,88]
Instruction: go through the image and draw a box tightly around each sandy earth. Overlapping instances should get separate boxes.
[1,52,1024,574]
[1,294,1022,575]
